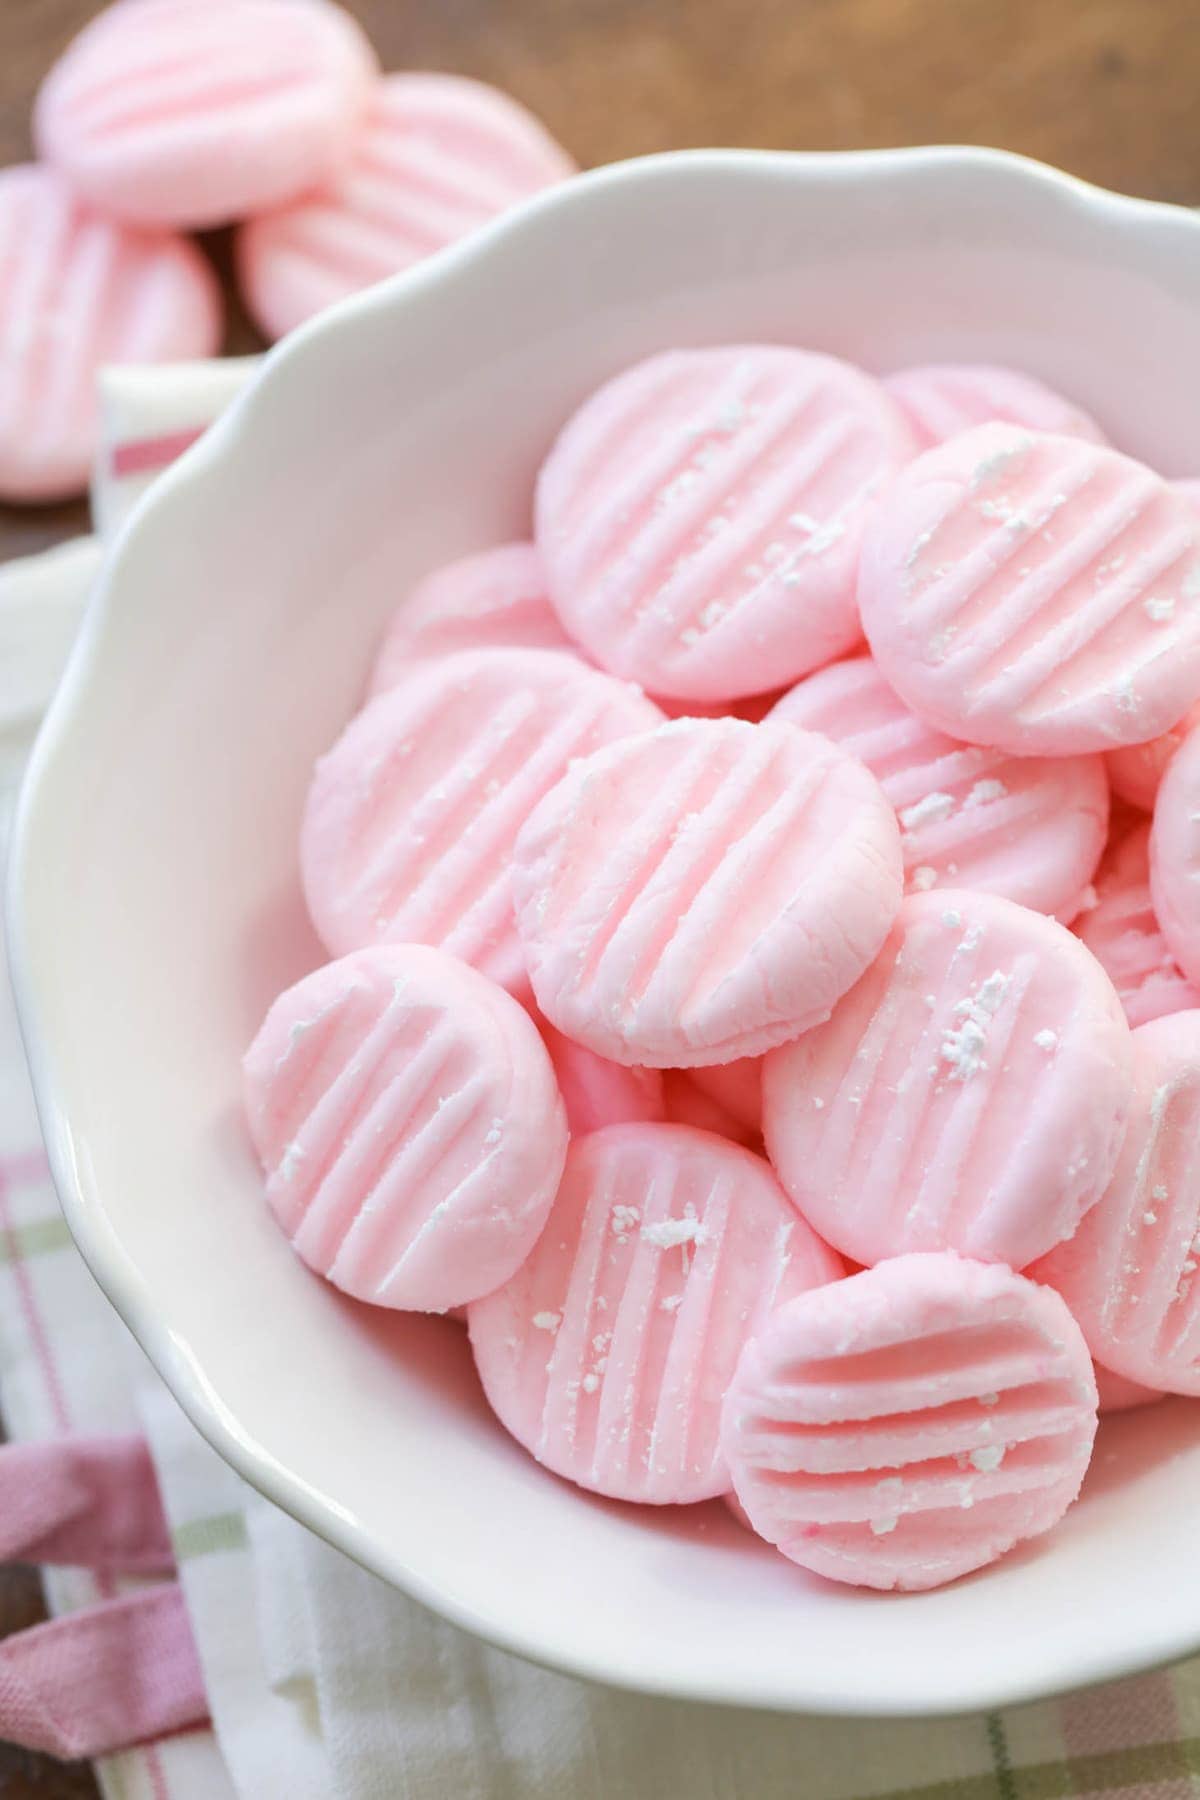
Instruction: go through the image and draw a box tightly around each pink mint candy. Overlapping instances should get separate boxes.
[1076,819,1200,1027]
[367,544,574,696]
[1033,1010,1200,1395]
[535,346,915,703]
[242,944,567,1314]
[512,716,903,1067]
[884,363,1105,450]
[770,653,1108,919]
[239,72,574,340]
[1150,725,1200,988]
[721,1253,1098,1591]
[1093,1364,1163,1414]
[0,165,220,502]
[34,0,378,230]
[468,1122,844,1504]
[301,647,662,993]
[536,1019,664,1135]
[859,424,1200,757]
[763,889,1135,1270]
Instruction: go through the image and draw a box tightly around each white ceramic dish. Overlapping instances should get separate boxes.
[12,146,1200,1718]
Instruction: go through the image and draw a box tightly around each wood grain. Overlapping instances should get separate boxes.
[2,0,1199,1789]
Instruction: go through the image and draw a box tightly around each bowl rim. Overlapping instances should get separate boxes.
[12,142,1200,1717]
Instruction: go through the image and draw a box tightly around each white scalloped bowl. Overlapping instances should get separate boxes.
[12,148,1200,1717]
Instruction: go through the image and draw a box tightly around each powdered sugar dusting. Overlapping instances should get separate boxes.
[940,970,1011,1081]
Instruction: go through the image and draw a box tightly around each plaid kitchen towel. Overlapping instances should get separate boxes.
[2,363,1200,1798]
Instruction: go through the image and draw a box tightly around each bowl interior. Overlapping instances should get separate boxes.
[14,149,1200,1716]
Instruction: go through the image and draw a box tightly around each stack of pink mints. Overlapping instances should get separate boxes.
[244,346,1200,1593]
[0,0,573,502]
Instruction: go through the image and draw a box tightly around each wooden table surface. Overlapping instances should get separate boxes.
[1,0,1199,1790]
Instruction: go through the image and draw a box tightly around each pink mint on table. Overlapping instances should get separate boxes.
[859,423,1200,757]
[721,1253,1098,1591]
[468,1122,845,1506]
[239,72,575,341]
[34,0,379,230]
[770,652,1109,921]
[0,165,221,503]
[535,344,916,703]
[763,889,1135,1271]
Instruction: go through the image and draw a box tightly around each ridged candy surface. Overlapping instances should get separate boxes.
[468,1123,845,1504]
[1076,820,1200,1027]
[512,717,904,1066]
[1034,1011,1200,1395]
[883,363,1105,451]
[721,1253,1098,1590]
[368,543,573,695]
[239,72,573,339]
[535,346,916,702]
[770,653,1108,918]
[242,944,568,1314]
[34,0,378,229]
[1150,726,1200,988]
[763,890,1135,1270]
[0,165,221,501]
[301,647,663,992]
[859,424,1200,756]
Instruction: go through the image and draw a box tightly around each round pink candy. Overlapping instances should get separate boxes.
[537,1019,664,1135]
[0,165,221,502]
[468,1122,844,1504]
[512,716,903,1067]
[1093,1364,1163,1415]
[1076,819,1200,1027]
[1151,726,1200,988]
[1034,1010,1200,1395]
[239,72,574,340]
[535,346,915,703]
[722,1253,1098,1591]
[883,363,1105,450]
[859,424,1200,756]
[368,544,573,696]
[763,889,1135,1270]
[770,654,1108,919]
[35,0,378,230]
[301,647,662,993]
[242,944,567,1314]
